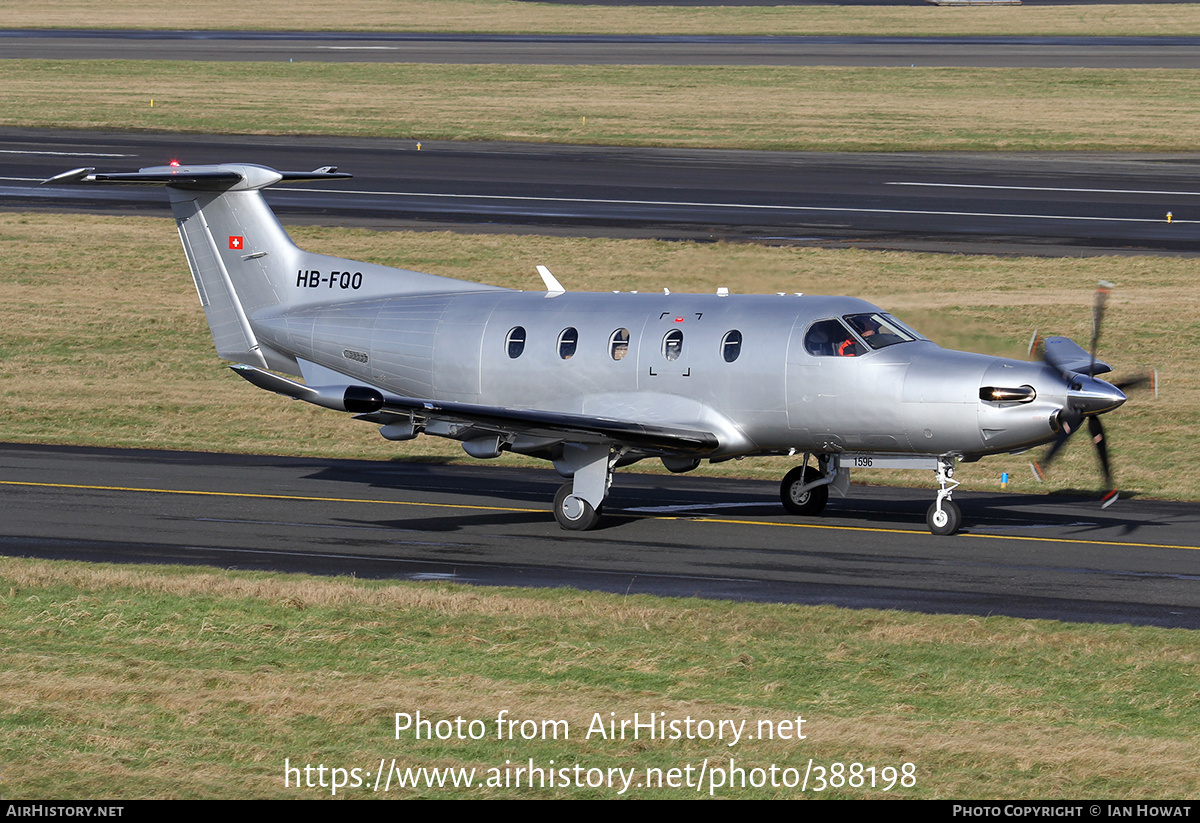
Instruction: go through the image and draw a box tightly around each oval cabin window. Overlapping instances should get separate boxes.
[721,330,742,363]
[609,328,630,361]
[662,329,683,362]
[558,327,578,360]
[506,326,526,359]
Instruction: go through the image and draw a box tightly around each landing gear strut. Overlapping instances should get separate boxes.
[925,456,961,536]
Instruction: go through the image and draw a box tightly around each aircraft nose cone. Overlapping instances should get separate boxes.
[1068,375,1126,416]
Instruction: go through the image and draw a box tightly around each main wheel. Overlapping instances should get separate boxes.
[926,499,962,536]
[780,465,828,516]
[553,482,602,531]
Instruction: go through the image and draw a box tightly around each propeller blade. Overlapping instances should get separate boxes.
[1113,368,1158,398]
[1027,330,1042,360]
[1030,414,1078,482]
[1087,415,1121,508]
[1090,280,1113,377]
[1027,282,1130,504]
[1045,424,1075,466]
[1087,414,1112,489]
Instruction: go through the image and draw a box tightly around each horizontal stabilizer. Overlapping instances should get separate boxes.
[43,163,351,191]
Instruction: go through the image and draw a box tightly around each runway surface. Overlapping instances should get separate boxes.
[2,443,1198,627]
[4,29,1200,68]
[5,129,1200,254]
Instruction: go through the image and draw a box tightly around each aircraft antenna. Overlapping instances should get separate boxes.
[536,265,565,295]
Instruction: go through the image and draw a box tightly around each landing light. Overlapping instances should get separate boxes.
[980,386,1036,403]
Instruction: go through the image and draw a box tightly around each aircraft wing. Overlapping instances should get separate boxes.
[231,365,720,456]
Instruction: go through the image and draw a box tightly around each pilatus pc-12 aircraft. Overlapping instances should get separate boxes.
[46,162,1147,535]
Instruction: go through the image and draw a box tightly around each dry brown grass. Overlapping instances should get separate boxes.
[3,0,1200,37]
[4,61,1200,152]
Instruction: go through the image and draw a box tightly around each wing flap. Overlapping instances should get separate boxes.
[383,396,719,455]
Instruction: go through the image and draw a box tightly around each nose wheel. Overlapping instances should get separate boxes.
[926,499,962,536]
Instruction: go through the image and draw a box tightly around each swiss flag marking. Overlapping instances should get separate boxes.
[229,236,243,250]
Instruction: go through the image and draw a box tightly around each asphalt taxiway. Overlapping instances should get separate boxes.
[3,444,1198,627]
[5,130,1200,254]
[4,29,1200,68]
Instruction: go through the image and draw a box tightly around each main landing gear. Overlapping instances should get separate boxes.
[551,443,615,531]
[778,452,964,536]
[554,481,602,531]
[780,464,829,516]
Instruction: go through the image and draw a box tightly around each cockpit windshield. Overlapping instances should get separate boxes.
[842,312,927,350]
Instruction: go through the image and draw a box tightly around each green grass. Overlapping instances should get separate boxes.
[3,556,1198,798]
[5,60,1200,151]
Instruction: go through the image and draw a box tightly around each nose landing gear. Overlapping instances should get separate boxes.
[925,457,961,536]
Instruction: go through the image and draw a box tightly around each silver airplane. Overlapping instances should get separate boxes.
[45,162,1143,535]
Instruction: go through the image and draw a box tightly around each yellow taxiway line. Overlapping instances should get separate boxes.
[2,479,1196,552]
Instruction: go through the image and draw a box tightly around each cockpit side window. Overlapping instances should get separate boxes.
[842,313,922,350]
[805,318,863,357]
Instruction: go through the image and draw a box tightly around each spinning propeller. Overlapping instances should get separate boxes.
[1027,281,1156,507]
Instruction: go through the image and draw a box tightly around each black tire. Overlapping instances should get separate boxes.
[780,465,828,516]
[553,482,602,531]
[926,500,962,536]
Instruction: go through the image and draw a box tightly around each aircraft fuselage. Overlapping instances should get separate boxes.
[254,289,1067,462]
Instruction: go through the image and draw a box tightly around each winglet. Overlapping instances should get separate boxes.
[537,265,565,296]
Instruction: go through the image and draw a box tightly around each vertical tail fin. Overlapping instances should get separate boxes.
[44,163,499,374]
[45,164,349,370]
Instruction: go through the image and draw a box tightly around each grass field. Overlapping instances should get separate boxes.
[4,556,1200,799]
[4,0,1200,37]
[4,60,1200,152]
